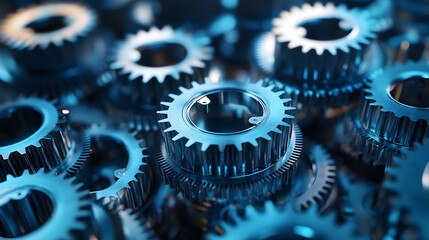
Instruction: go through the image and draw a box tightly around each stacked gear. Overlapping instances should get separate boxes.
[157,79,302,203]
[0,3,110,102]
[344,61,429,166]
[107,26,213,131]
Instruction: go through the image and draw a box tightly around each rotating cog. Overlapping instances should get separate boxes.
[208,201,362,240]
[344,61,429,166]
[107,26,213,131]
[157,79,302,203]
[0,98,87,181]
[0,169,92,239]
[384,140,429,239]
[271,2,378,82]
[77,125,153,210]
[0,3,110,100]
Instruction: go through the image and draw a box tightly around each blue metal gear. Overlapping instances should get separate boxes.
[384,140,429,239]
[208,201,363,240]
[0,169,92,239]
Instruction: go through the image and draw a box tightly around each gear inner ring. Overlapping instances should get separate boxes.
[388,72,429,109]
[0,187,54,238]
[185,89,267,135]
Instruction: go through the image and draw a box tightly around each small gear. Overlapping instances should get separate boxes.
[276,141,337,210]
[208,201,362,240]
[108,26,213,130]
[77,125,153,210]
[0,3,109,100]
[344,61,429,166]
[0,98,81,181]
[157,79,302,203]
[272,2,378,82]
[384,140,429,239]
[0,169,92,239]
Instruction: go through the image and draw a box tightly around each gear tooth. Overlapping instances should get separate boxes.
[201,143,211,152]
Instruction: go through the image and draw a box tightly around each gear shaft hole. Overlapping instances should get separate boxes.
[80,135,129,192]
[0,188,54,238]
[187,90,265,134]
[298,18,353,41]
[136,42,187,67]
[25,16,68,34]
[0,106,43,147]
[389,75,429,108]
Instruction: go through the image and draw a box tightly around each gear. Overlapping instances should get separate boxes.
[0,98,78,181]
[251,32,384,111]
[344,61,429,166]
[0,169,92,239]
[108,26,213,131]
[208,201,362,240]
[271,2,378,82]
[0,3,109,100]
[157,79,302,203]
[77,125,153,210]
[276,141,337,210]
[91,203,155,240]
[384,140,429,239]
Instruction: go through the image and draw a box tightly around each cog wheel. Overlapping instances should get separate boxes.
[0,98,76,181]
[272,2,378,82]
[280,141,337,211]
[108,26,213,131]
[208,201,362,240]
[0,3,109,100]
[77,125,153,210]
[0,169,92,239]
[91,203,156,240]
[345,61,429,166]
[157,79,302,203]
[384,140,429,239]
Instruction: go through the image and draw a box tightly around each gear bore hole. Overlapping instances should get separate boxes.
[0,188,54,238]
[187,90,265,134]
[80,135,129,192]
[136,42,187,67]
[25,16,69,34]
[0,106,43,147]
[389,75,429,108]
[298,18,353,41]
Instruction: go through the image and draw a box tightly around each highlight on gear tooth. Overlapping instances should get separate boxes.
[0,0,426,239]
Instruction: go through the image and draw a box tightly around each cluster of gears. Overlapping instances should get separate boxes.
[0,0,427,239]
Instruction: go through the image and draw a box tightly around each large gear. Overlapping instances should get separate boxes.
[344,61,429,166]
[157,79,302,203]
[0,98,82,181]
[0,169,92,239]
[383,140,429,239]
[77,125,153,210]
[208,201,362,240]
[271,2,378,82]
[0,3,109,100]
[275,141,337,210]
[107,26,213,130]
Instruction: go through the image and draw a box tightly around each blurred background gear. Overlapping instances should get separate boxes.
[0,169,92,239]
[0,2,110,103]
[106,26,213,131]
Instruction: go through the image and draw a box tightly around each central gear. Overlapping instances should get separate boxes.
[384,140,429,239]
[208,201,362,240]
[272,2,378,82]
[77,125,153,210]
[107,26,213,131]
[344,61,429,166]
[0,98,86,181]
[0,3,108,100]
[0,169,92,239]
[157,79,302,203]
